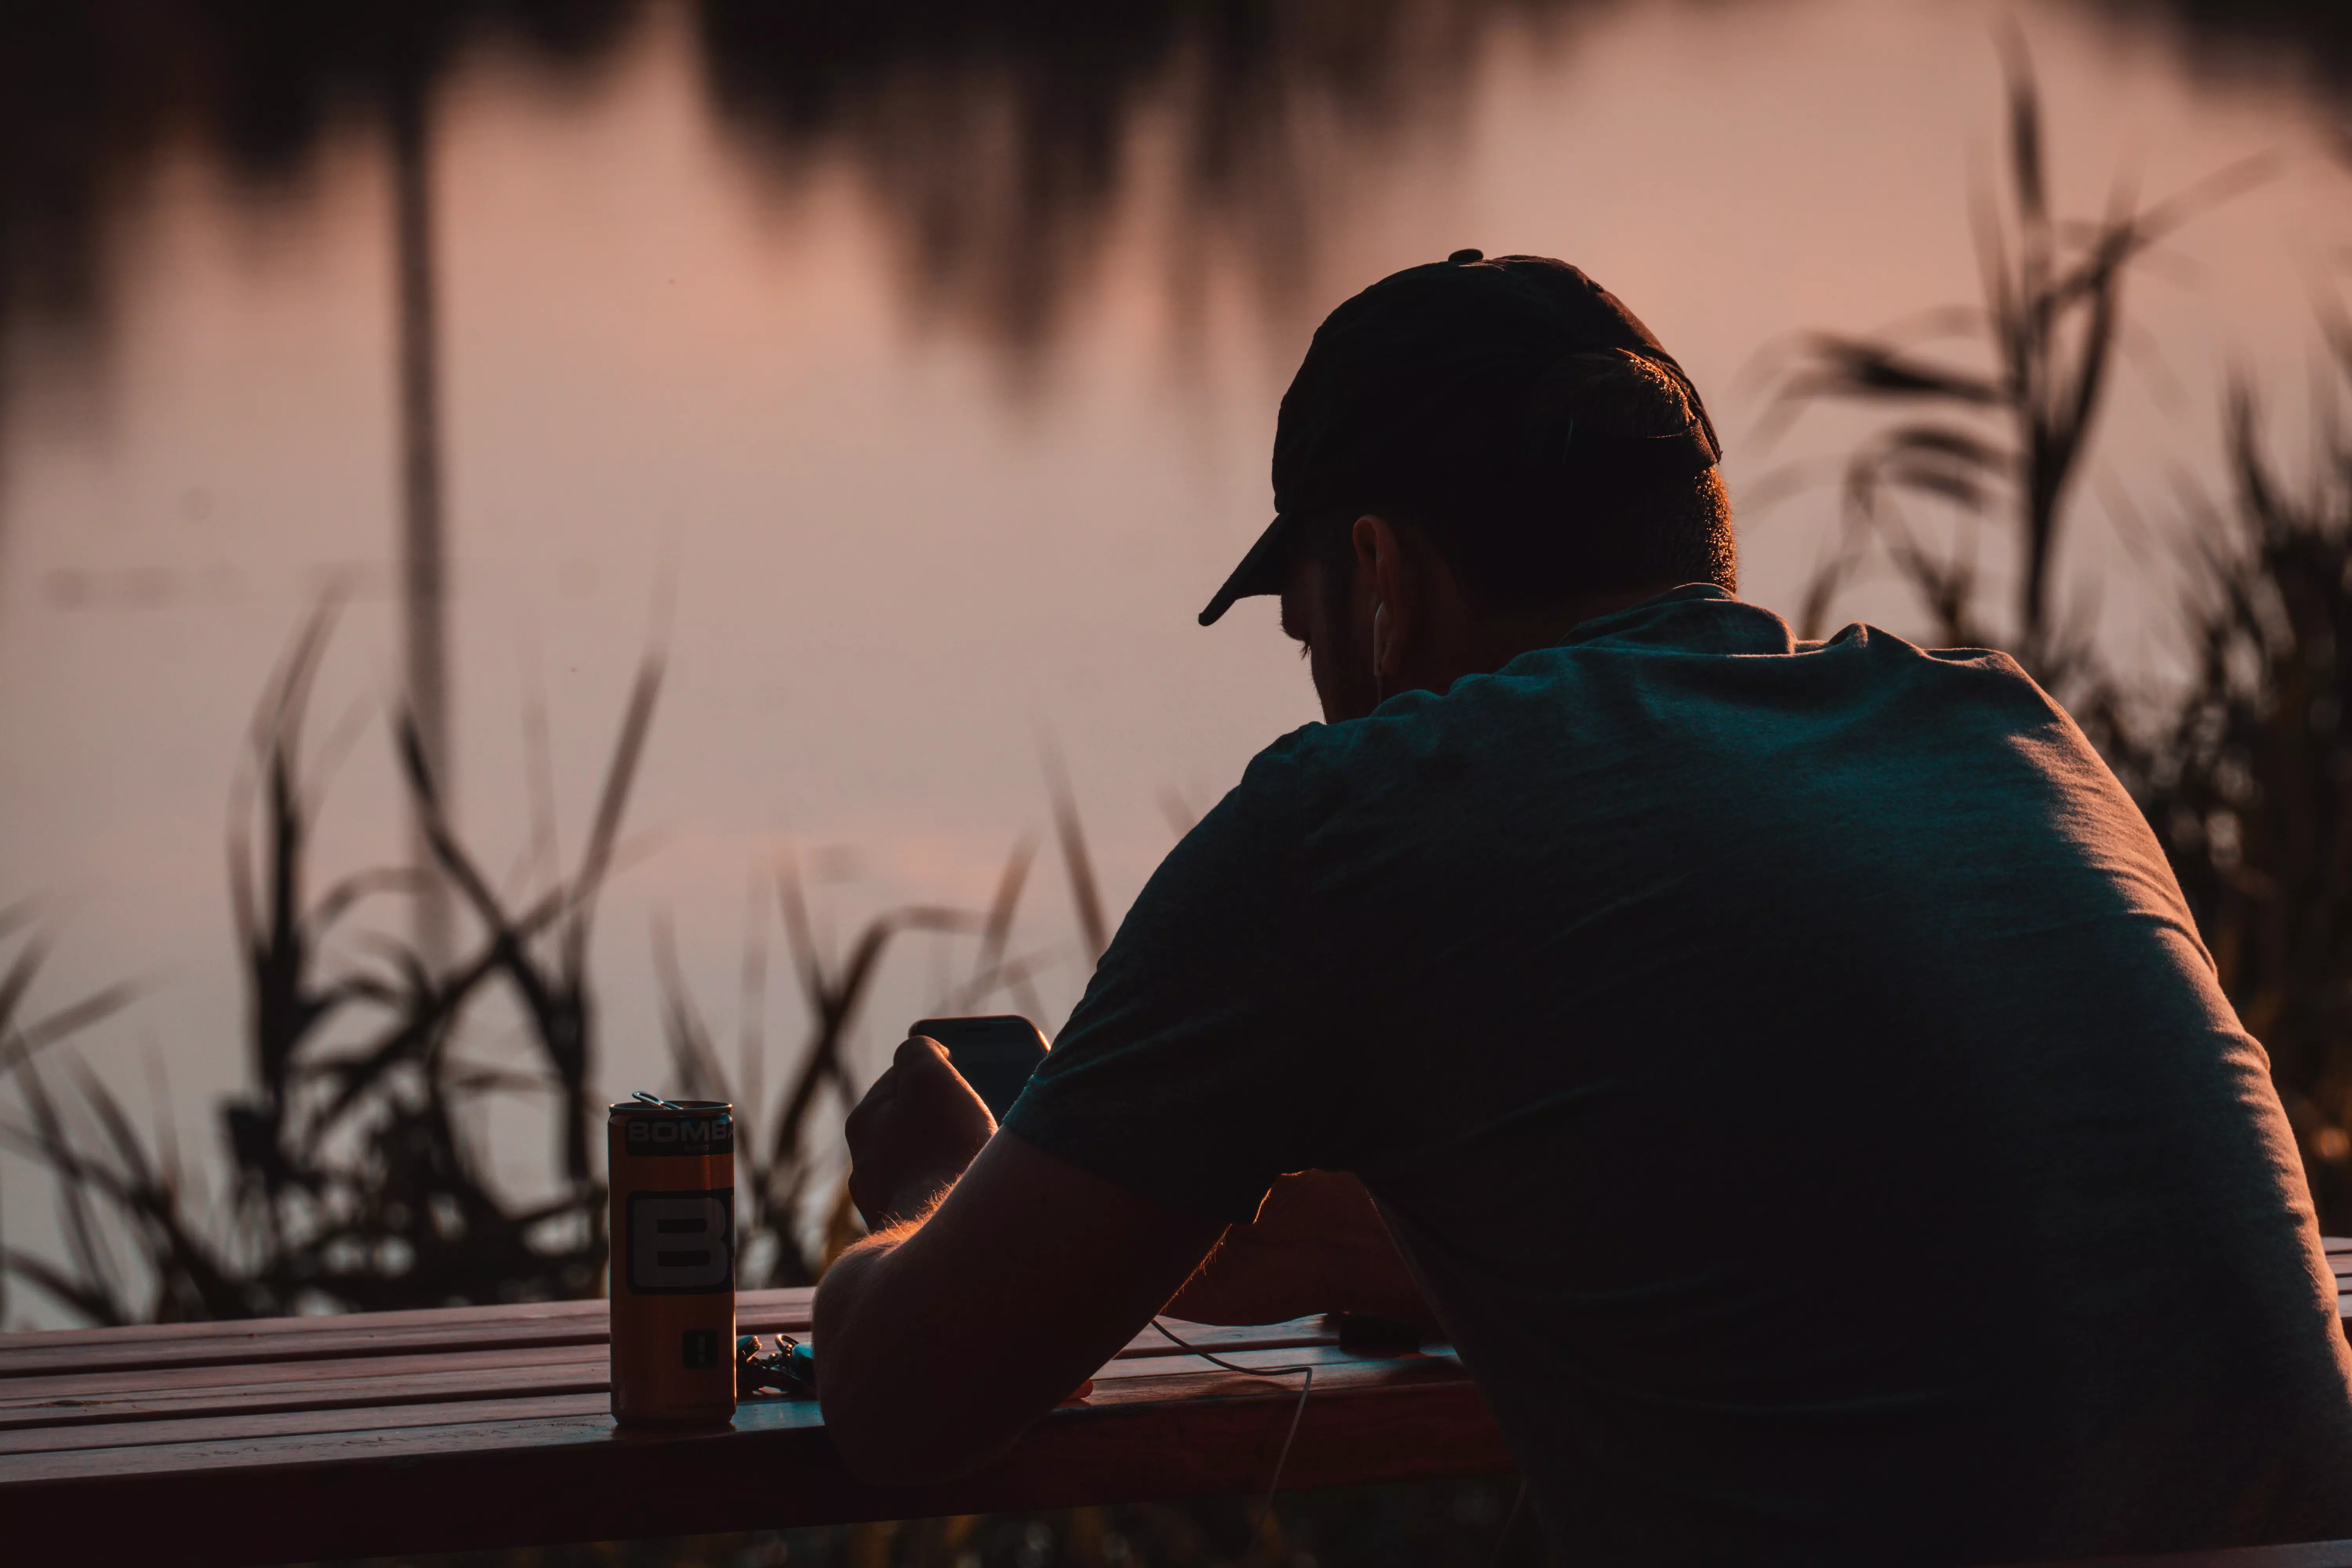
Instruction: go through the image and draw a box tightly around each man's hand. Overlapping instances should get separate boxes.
[1165,1169,1435,1328]
[844,1036,996,1229]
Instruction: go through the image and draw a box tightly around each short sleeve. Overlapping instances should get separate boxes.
[1002,738,1332,1224]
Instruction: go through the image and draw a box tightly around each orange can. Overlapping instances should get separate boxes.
[608,1098,737,1427]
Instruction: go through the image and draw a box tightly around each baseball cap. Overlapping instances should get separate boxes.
[1198,250,1722,626]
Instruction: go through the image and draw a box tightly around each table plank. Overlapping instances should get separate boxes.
[0,1313,1338,1426]
[0,1297,1336,1387]
[0,1351,615,1432]
[1994,1544,2352,1567]
[0,1347,1394,1468]
[0,1318,1352,1448]
[0,1340,606,1410]
[0,1390,615,1457]
[9,1235,2334,1383]
[0,1327,1363,1437]
[0,1291,813,1379]
[2,1352,1454,1483]
[0,1358,1503,1567]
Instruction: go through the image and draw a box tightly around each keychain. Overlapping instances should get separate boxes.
[737,1333,816,1399]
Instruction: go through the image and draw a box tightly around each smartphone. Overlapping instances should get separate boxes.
[908,1014,1048,1121]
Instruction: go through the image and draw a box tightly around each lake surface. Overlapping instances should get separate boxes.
[2,0,2347,1322]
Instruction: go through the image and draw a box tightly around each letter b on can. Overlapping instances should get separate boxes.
[627,1189,733,1294]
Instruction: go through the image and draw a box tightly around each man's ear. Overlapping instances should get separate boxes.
[1353,514,1413,681]
[1355,515,1383,682]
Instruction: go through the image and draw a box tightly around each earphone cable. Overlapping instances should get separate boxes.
[1489,1479,1529,1568]
[1149,1317,1318,1563]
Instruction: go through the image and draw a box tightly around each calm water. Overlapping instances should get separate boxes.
[2,0,2347,1321]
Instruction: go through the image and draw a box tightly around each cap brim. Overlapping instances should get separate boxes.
[1198,514,1298,626]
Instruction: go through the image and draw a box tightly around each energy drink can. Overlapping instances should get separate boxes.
[608,1098,737,1427]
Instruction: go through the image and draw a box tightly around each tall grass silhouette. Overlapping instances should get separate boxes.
[1756,34,2352,1226]
[2,601,663,1318]
[2118,315,2352,1229]
[0,604,1125,1316]
[1750,28,2270,698]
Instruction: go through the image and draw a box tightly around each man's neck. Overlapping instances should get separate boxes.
[1372,576,1702,713]
[1467,580,1691,671]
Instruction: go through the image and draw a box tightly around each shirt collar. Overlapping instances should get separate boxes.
[1550,583,1793,658]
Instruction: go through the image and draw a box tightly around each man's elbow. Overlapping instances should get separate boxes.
[819,1377,1009,1488]
[813,1244,993,1485]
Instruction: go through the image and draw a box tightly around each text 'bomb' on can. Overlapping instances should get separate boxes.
[608,1098,736,1427]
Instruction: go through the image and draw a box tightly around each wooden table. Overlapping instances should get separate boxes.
[0,1291,1504,1566]
[3,1240,2347,1568]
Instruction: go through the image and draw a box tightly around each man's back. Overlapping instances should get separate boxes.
[1009,586,2352,1565]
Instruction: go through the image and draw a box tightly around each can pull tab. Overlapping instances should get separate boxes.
[737,1334,815,1399]
[632,1090,684,1110]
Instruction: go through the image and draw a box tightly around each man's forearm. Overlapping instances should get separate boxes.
[811,1227,895,1372]
[809,1225,900,1408]
[811,1211,1011,1484]
[809,1134,1228,1486]
[811,1184,954,1441]
[814,1131,969,1431]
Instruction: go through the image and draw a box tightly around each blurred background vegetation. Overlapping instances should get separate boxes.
[5,2,2352,1564]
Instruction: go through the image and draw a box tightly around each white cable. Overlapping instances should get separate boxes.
[1152,1318,1530,1567]
[1149,1317,1319,1563]
[1490,1479,1530,1567]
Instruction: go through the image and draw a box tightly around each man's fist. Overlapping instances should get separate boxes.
[844,1036,998,1230]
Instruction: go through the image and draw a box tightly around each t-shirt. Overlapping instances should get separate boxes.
[1003,585,2352,1566]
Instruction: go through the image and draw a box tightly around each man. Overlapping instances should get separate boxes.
[814,252,2352,1564]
